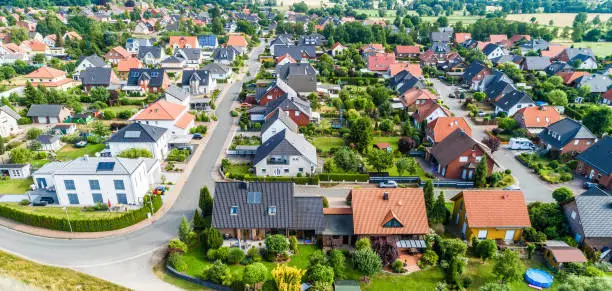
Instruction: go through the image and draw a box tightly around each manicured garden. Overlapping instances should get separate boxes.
[517,152,575,183]
[0,177,33,194]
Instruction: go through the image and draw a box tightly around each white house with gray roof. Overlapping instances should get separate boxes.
[261,109,299,143]
[254,129,317,177]
[107,123,169,160]
[164,85,191,106]
[0,105,21,137]
[74,55,108,80]
[33,156,161,206]
[202,63,231,80]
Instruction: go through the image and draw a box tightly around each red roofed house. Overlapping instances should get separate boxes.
[489,34,508,44]
[450,190,531,242]
[105,46,131,65]
[601,88,612,105]
[400,88,438,109]
[329,42,346,56]
[17,20,37,32]
[130,99,195,135]
[454,33,472,44]
[514,106,561,134]
[227,34,248,50]
[24,66,73,90]
[360,43,384,57]
[541,44,568,58]
[276,53,297,66]
[412,99,451,127]
[117,58,143,79]
[63,31,82,42]
[394,45,420,58]
[347,188,429,250]
[169,36,199,49]
[509,34,531,45]
[427,129,497,180]
[368,53,396,72]
[557,71,590,86]
[426,117,472,144]
[388,63,422,78]
[21,40,47,55]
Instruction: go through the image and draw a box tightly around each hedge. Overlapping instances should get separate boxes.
[318,173,370,182]
[227,173,319,185]
[0,195,162,232]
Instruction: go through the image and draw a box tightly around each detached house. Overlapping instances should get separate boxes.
[399,88,438,109]
[130,99,195,135]
[482,43,506,60]
[104,46,131,65]
[124,68,169,93]
[181,70,216,96]
[107,122,169,160]
[117,58,143,79]
[168,36,198,49]
[80,67,120,92]
[426,117,472,144]
[394,45,420,58]
[164,85,191,106]
[137,46,164,65]
[126,38,154,55]
[561,188,612,252]
[538,118,597,154]
[367,53,396,72]
[514,106,561,134]
[211,182,324,241]
[254,129,317,177]
[261,109,299,143]
[556,48,597,70]
[74,55,108,80]
[273,45,316,62]
[264,95,312,126]
[427,129,496,179]
[329,42,346,56]
[254,78,297,106]
[0,105,21,137]
[451,190,531,242]
[493,89,535,117]
[576,137,612,189]
[521,56,551,71]
[197,35,218,50]
[24,66,73,90]
[360,43,384,57]
[276,63,317,95]
[213,47,238,65]
[202,63,231,80]
[26,104,71,124]
[226,34,248,52]
[33,157,161,206]
[412,100,451,127]
[462,61,491,90]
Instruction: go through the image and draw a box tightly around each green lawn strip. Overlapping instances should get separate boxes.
[0,177,33,194]
[0,250,128,291]
[56,144,106,161]
[361,267,444,290]
[227,164,252,177]
[0,203,123,219]
[153,262,211,291]
[311,136,345,152]
[104,105,141,113]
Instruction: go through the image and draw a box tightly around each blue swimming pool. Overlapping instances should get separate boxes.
[524,268,554,288]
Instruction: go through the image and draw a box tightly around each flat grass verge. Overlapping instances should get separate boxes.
[553,41,612,57]
[0,177,33,194]
[56,144,106,161]
[0,250,128,291]
[0,203,124,219]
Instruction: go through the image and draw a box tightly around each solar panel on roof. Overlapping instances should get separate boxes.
[247,192,261,204]
[96,162,115,171]
[124,131,141,138]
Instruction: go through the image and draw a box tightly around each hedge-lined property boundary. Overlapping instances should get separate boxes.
[226,173,320,185]
[318,173,370,182]
[0,195,162,232]
[165,263,231,291]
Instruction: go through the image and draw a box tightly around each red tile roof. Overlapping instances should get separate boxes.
[109,46,131,59]
[117,57,142,72]
[276,53,297,64]
[557,71,590,84]
[25,66,66,79]
[489,34,508,43]
[350,188,429,235]
[541,44,567,58]
[132,99,187,120]
[175,112,195,129]
[603,88,612,101]
[388,63,422,78]
[413,100,451,123]
[367,53,396,71]
[400,88,437,107]
[427,117,472,143]
[169,36,198,48]
[451,190,531,228]
[227,35,248,47]
[395,45,420,54]
[454,33,471,43]
[361,43,384,52]
[545,246,587,263]
[514,106,561,128]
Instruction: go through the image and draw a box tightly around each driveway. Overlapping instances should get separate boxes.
[431,79,555,202]
[0,41,268,290]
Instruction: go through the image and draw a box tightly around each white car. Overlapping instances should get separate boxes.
[378,180,398,188]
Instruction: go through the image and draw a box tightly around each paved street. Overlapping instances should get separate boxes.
[0,41,267,290]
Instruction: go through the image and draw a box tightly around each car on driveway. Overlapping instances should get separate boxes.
[39,196,55,204]
[583,182,599,189]
[503,186,521,190]
[192,133,203,140]
[75,140,88,148]
[378,180,398,188]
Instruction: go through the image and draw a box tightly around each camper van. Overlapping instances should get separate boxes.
[508,138,536,150]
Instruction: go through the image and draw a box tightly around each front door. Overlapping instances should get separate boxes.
[461,222,467,235]
[505,230,516,242]
[461,169,467,179]
[468,170,474,180]
[273,168,281,176]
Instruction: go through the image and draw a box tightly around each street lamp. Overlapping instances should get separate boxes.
[62,206,73,233]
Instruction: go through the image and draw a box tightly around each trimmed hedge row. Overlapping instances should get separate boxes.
[227,173,320,185]
[318,173,370,182]
[0,195,163,232]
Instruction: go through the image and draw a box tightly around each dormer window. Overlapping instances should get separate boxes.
[268,206,277,216]
[383,218,403,228]
[230,206,238,215]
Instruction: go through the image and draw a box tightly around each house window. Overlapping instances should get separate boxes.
[230,206,239,215]
[477,230,488,239]
[268,206,277,215]
[459,156,468,162]
[475,156,482,162]
[571,210,576,220]
[92,193,103,204]
[64,180,76,190]
[574,140,579,145]
[114,180,125,190]
[67,193,80,205]
[284,168,289,173]
[116,193,128,204]
[472,145,476,151]
[383,219,403,228]
[261,168,266,173]
[295,111,300,116]
[298,168,304,172]
[89,180,100,190]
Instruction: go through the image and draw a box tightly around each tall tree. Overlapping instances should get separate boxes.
[474,155,488,188]
[366,148,393,173]
[178,216,191,243]
[348,117,373,153]
[423,180,434,215]
[199,186,213,216]
[431,192,447,224]
[493,249,524,283]
[582,106,612,135]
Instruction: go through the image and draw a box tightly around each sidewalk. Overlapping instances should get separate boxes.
[0,117,220,239]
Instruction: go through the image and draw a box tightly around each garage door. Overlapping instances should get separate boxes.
[49,117,59,123]
[38,116,48,123]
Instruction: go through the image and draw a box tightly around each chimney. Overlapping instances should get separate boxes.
[539,105,544,110]
[383,192,389,200]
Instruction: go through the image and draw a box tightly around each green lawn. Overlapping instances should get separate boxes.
[421,15,482,24]
[362,267,444,290]
[103,105,141,113]
[311,136,345,152]
[554,41,612,57]
[226,164,252,178]
[55,144,106,161]
[0,203,123,219]
[30,158,50,169]
[0,177,33,194]
[372,136,400,150]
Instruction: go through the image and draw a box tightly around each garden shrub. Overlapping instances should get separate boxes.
[392,259,405,273]
[227,248,245,264]
[247,246,261,262]
[216,246,230,261]
[420,250,439,267]
[289,236,298,254]
[205,260,232,286]
[168,239,188,254]
[206,249,218,261]
[355,237,371,250]
[168,253,187,272]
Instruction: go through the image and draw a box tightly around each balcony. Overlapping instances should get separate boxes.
[267,158,289,165]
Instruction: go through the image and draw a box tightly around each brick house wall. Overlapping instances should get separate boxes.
[575,161,612,189]
[557,138,597,154]
[584,237,612,252]
[259,87,286,106]
[285,110,310,126]
[439,147,494,179]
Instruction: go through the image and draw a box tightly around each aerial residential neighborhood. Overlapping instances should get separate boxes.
[0,1,611,291]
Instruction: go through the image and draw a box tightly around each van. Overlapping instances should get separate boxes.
[508,138,535,150]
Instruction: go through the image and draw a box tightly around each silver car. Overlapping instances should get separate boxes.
[378,180,398,188]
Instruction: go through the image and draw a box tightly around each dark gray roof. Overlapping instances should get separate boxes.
[137,46,162,59]
[292,197,324,231]
[573,195,612,237]
[213,47,237,61]
[160,55,184,64]
[298,34,325,46]
[254,129,316,165]
[126,69,166,87]
[482,43,501,56]
[523,56,551,71]
[77,55,106,67]
[430,31,451,42]
[484,81,514,100]
[26,104,64,117]
[494,89,534,111]
[519,39,549,53]
[322,214,354,235]
[0,105,20,120]
[0,164,28,169]
[565,48,595,60]
[577,136,611,176]
[491,54,523,65]
[576,74,612,93]
[175,48,201,61]
[107,122,167,143]
[181,70,211,86]
[261,108,299,134]
[212,182,295,230]
[273,45,316,61]
[545,61,572,75]
[538,118,596,149]
[431,41,450,54]
[581,186,610,197]
[271,34,294,46]
[202,63,230,75]
[462,61,488,82]
[276,63,317,93]
[265,95,311,118]
[165,85,190,102]
[390,71,424,94]
[255,78,296,102]
[37,134,59,144]
[80,67,113,86]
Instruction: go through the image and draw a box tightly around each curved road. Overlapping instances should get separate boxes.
[0,43,267,290]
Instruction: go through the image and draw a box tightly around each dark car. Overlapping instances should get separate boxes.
[32,200,48,207]
[176,145,193,154]
[192,133,203,140]
[39,196,55,204]
[583,182,598,189]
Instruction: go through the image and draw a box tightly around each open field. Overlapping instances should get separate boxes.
[0,178,33,194]
[0,250,128,291]
[271,0,331,10]
[552,41,612,57]
[421,15,483,25]
[507,13,612,27]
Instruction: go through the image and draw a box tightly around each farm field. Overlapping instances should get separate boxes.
[552,41,612,57]
[421,15,482,24]
[506,13,612,27]
[271,0,331,10]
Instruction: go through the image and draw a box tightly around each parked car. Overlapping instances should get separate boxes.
[477,110,487,117]
[583,182,598,189]
[508,138,536,150]
[39,196,55,204]
[153,186,167,195]
[503,186,521,190]
[378,180,398,188]
[32,200,48,207]
[75,140,88,148]
[176,145,193,154]
[192,133,203,140]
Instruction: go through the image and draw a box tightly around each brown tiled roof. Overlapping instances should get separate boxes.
[545,246,587,263]
[429,129,493,166]
[227,35,248,47]
[395,45,420,54]
[388,63,422,78]
[603,88,612,101]
[557,71,590,84]
[454,33,471,43]
[350,188,429,235]
[450,190,531,228]
[25,66,66,79]
[514,106,561,128]
[323,208,352,215]
[427,117,472,143]
[401,88,437,107]
[413,100,451,123]
[489,34,508,43]
[541,44,567,58]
